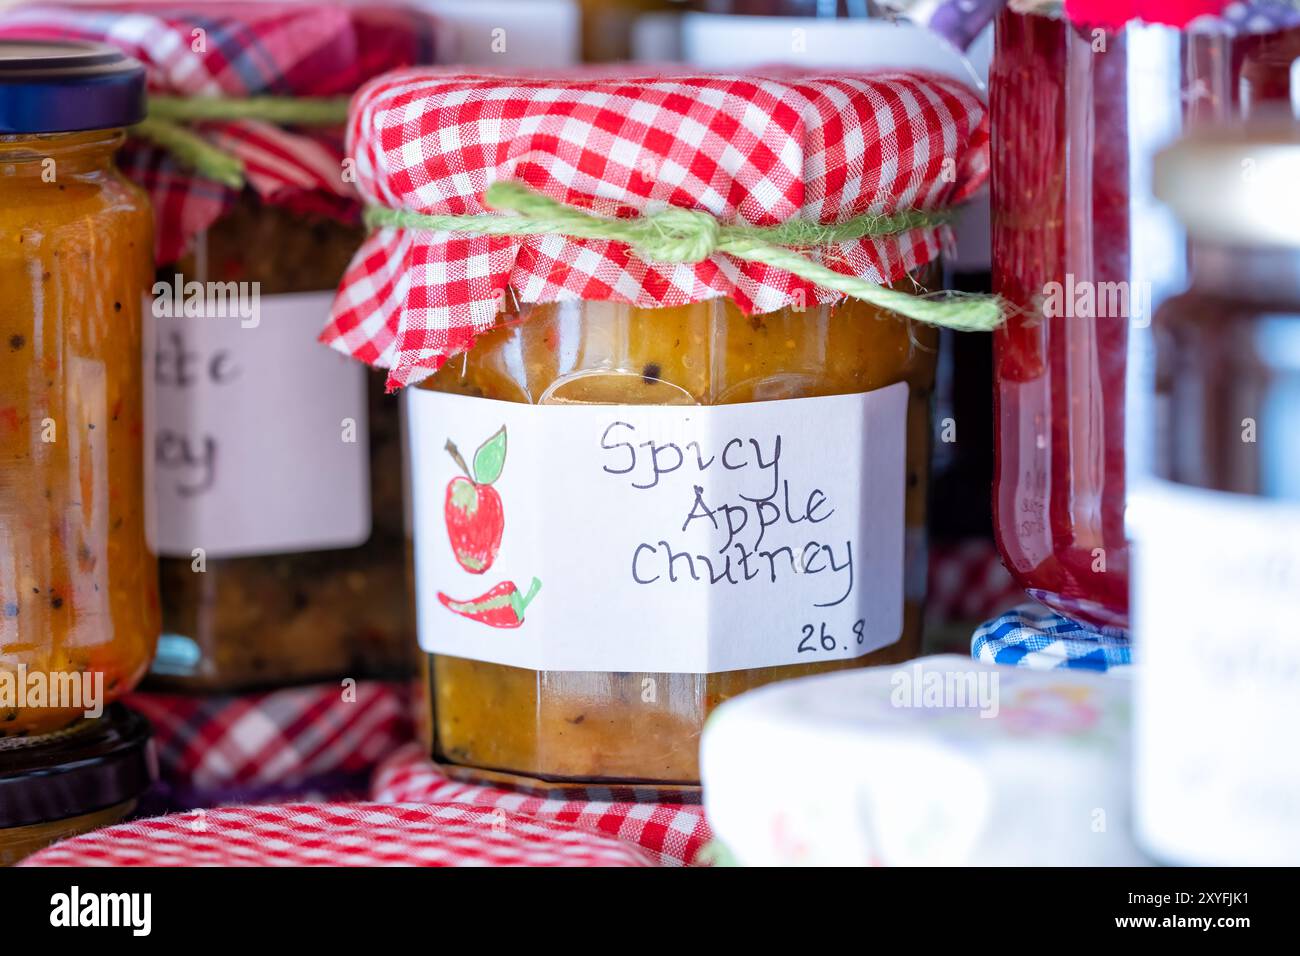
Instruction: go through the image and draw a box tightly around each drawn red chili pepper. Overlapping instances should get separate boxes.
[438,577,542,629]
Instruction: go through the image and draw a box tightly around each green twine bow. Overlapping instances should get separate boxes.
[366,182,1004,332]
[131,95,351,190]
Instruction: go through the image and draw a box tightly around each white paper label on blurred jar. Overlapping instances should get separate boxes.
[147,290,370,559]
[415,0,579,67]
[1132,479,1300,866]
[679,14,983,89]
[407,385,907,673]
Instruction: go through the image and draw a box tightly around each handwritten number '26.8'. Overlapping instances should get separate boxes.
[797,620,866,654]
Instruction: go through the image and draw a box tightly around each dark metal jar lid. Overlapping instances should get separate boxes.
[0,38,145,134]
[0,705,156,829]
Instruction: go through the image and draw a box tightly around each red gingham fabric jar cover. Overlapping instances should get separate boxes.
[0,2,437,264]
[320,68,991,389]
[371,744,712,867]
[20,803,655,867]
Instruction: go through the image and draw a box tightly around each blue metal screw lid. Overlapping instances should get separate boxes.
[0,39,145,134]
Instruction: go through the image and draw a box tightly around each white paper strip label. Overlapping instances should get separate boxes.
[1131,479,1300,865]
[147,290,370,559]
[408,385,907,674]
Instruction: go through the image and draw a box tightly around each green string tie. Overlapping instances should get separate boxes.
[131,95,350,191]
[130,96,1003,331]
[365,181,1004,332]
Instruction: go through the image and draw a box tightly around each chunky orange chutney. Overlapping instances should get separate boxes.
[421,276,937,784]
[151,199,412,691]
[0,129,158,738]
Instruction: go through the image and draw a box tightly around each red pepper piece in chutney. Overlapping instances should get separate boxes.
[438,578,542,629]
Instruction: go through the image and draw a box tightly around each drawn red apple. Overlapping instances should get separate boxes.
[444,426,507,574]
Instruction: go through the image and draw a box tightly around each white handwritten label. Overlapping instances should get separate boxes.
[408,385,907,673]
[147,291,370,558]
[1132,479,1300,865]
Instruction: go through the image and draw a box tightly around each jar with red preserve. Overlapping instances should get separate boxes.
[324,69,995,789]
[989,6,1300,630]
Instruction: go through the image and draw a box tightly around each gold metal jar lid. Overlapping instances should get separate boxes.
[1154,117,1300,250]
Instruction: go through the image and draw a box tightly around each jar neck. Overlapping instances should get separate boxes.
[0,129,126,179]
[1190,239,1300,303]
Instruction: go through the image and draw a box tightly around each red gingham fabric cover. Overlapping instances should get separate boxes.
[124,681,415,807]
[371,744,712,867]
[320,69,990,388]
[0,3,436,264]
[927,537,1025,624]
[20,803,653,867]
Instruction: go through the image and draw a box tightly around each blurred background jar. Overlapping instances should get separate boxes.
[149,205,412,691]
[134,3,437,692]
[681,1,946,69]
[989,8,1300,631]
[580,0,692,61]
[0,2,440,693]
[1135,119,1300,865]
[415,0,581,66]
[0,40,157,738]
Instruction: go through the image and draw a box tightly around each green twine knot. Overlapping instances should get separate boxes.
[630,205,720,264]
[366,180,1005,333]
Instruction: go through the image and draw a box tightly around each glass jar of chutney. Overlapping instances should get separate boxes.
[0,40,157,739]
[326,68,993,789]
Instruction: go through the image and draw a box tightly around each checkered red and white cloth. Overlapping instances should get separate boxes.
[927,538,1025,624]
[371,745,712,867]
[124,681,415,808]
[0,3,436,263]
[321,69,990,388]
[20,803,654,867]
[17,743,708,866]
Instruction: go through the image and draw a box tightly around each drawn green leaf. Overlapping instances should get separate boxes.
[473,426,507,485]
[508,577,542,622]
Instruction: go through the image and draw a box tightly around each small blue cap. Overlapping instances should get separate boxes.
[0,39,145,134]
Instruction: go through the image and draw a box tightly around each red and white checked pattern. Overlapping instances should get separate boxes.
[371,745,712,867]
[927,538,1025,624]
[0,3,435,264]
[124,681,414,804]
[321,69,990,388]
[21,803,653,867]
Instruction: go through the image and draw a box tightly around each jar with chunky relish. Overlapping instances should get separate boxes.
[326,69,993,788]
[1135,121,1300,865]
[0,3,437,692]
[419,290,938,784]
[147,198,412,691]
[0,41,156,739]
[989,8,1300,630]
